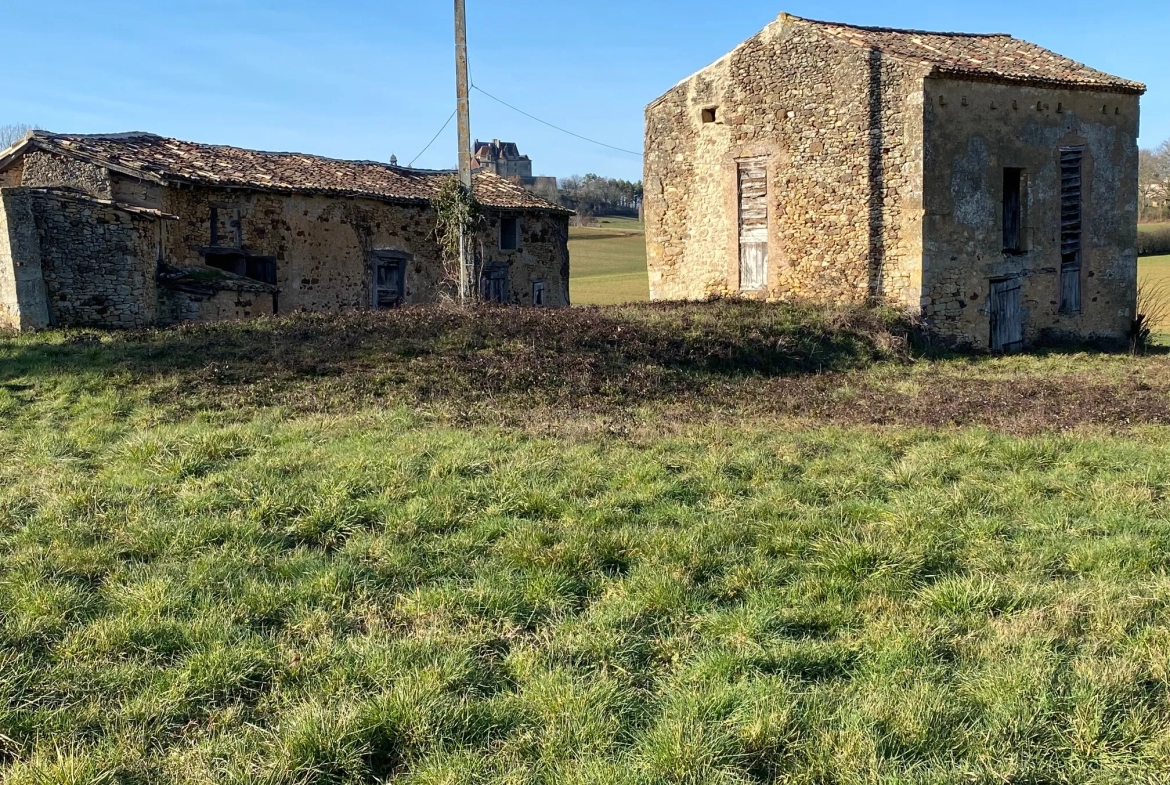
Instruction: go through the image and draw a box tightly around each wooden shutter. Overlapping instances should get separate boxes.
[1060,148,1083,314]
[990,278,1024,353]
[737,157,769,291]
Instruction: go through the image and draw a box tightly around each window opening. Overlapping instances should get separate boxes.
[532,280,546,307]
[1003,168,1025,253]
[701,107,718,124]
[500,217,520,251]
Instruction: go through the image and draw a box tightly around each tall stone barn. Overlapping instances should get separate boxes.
[644,14,1145,351]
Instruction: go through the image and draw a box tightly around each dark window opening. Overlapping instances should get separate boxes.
[1003,168,1025,253]
[204,252,276,286]
[204,252,240,277]
[209,207,219,247]
[373,257,405,309]
[1060,147,1084,314]
[500,217,519,251]
[532,280,546,307]
[245,256,277,286]
[481,263,508,304]
[702,107,718,124]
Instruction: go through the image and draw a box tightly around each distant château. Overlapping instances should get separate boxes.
[473,139,557,192]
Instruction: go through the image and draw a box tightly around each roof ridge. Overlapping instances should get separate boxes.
[785,13,1011,39]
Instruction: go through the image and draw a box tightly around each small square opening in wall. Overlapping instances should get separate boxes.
[701,107,718,124]
[500,217,519,251]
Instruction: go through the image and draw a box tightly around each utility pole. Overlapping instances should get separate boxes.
[454,0,473,305]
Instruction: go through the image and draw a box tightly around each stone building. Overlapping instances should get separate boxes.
[474,139,558,193]
[0,132,571,331]
[475,139,533,180]
[645,14,1146,350]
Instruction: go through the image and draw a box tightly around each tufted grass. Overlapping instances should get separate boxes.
[3,307,1170,783]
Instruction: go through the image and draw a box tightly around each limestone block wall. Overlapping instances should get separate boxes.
[922,78,1140,348]
[644,15,926,307]
[21,152,114,200]
[161,186,570,311]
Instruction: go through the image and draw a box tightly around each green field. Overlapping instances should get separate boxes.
[569,217,649,306]
[1140,256,1170,339]
[6,306,1170,783]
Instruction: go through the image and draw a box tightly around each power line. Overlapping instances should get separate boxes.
[408,110,457,168]
[470,83,643,158]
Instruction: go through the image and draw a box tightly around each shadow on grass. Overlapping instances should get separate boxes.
[6,303,1168,432]
[0,302,912,402]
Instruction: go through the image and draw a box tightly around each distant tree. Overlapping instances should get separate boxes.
[558,174,643,217]
[1139,138,1170,223]
[528,178,561,206]
[0,123,33,149]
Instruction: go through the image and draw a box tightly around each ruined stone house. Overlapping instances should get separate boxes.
[0,132,571,331]
[645,14,1146,350]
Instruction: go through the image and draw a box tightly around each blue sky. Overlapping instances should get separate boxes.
[0,0,1165,182]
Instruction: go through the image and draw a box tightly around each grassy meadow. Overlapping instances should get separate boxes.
[4,305,1170,783]
[1140,255,1170,330]
[569,217,649,306]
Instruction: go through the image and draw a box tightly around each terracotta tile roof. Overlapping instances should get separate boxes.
[7,132,569,213]
[793,15,1146,94]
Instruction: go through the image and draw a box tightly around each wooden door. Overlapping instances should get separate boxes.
[990,278,1023,353]
[737,157,769,291]
[481,264,508,304]
[374,260,404,309]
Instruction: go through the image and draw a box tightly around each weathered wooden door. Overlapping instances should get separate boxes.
[989,278,1023,353]
[373,259,404,309]
[481,264,508,304]
[737,157,769,291]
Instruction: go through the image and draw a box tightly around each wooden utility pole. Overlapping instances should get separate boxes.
[454,0,473,305]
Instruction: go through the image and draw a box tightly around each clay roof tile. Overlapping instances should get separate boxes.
[15,132,569,214]
[793,16,1145,94]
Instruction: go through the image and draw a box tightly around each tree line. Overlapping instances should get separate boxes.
[525,173,644,219]
[1140,138,1170,224]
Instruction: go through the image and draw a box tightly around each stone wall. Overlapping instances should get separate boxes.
[922,78,1140,348]
[155,183,570,311]
[644,15,926,307]
[21,151,113,199]
[160,285,276,326]
[0,189,51,330]
[0,159,22,189]
[20,188,159,328]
